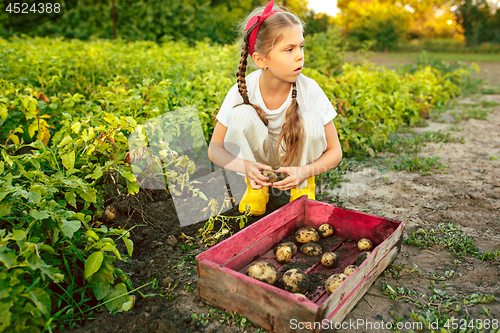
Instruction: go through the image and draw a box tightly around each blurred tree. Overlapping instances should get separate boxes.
[454,0,500,45]
[303,11,335,34]
[400,0,464,39]
[338,0,411,51]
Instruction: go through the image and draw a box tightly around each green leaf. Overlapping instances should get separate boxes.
[24,288,51,317]
[12,230,26,241]
[92,166,103,180]
[77,187,97,203]
[61,220,81,238]
[84,251,104,280]
[65,191,77,208]
[88,256,115,285]
[61,151,75,170]
[0,191,7,203]
[0,300,13,331]
[0,161,4,175]
[126,180,140,194]
[87,230,99,240]
[30,210,50,220]
[122,299,133,311]
[104,283,129,313]
[0,251,16,269]
[119,169,136,182]
[93,282,111,301]
[58,135,73,147]
[27,189,42,204]
[0,202,12,217]
[123,238,134,257]
[38,260,64,282]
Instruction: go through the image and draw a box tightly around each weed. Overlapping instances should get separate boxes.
[177,243,197,252]
[192,308,253,329]
[393,156,447,175]
[160,282,178,300]
[197,197,250,247]
[384,281,495,315]
[318,159,350,190]
[486,155,498,161]
[404,223,499,262]
[480,100,500,108]
[481,87,500,94]
[330,195,345,205]
[446,125,464,131]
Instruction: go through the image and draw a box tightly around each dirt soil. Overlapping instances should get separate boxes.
[320,93,500,332]
[68,69,500,332]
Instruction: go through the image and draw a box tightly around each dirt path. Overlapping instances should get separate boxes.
[322,94,500,332]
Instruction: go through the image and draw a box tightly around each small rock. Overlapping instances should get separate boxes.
[205,328,215,333]
[166,235,178,247]
[166,246,174,254]
[163,277,174,287]
[144,312,150,319]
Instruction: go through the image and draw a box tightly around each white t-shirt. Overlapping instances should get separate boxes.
[216,70,337,135]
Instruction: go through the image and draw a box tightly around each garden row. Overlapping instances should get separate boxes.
[0,35,476,332]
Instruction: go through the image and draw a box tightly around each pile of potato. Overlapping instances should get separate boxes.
[246,225,374,297]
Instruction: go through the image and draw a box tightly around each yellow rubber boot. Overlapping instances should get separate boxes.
[238,177,269,216]
[290,177,316,201]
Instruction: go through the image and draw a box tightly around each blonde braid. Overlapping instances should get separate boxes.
[277,82,303,167]
[235,41,269,126]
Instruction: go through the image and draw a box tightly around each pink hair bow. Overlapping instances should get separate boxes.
[244,0,282,55]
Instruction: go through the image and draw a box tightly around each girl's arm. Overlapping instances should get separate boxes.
[273,121,342,190]
[208,122,273,189]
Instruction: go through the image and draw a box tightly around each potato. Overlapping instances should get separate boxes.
[320,252,338,267]
[357,238,373,251]
[283,268,310,294]
[276,246,292,264]
[317,224,334,238]
[261,170,287,183]
[344,265,358,275]
[105,205,117,220]
[355,251,371,266]
[324,273,348,294]
[273,242,298,256]
[247,261,278,285]
[300,242,322,256]
[295,227,320,244]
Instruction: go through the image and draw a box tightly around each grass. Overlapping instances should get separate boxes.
[448,101,498,123]
[371,52,500,63]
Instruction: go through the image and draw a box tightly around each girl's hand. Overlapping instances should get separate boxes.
[245,161,273,189]
[272,166,308,190]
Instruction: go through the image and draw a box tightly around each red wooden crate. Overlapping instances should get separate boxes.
[196,196,406,333]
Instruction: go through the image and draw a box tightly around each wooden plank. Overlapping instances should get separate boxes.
[318,221,405,318]
[320,246,400,332]
[222,216,303,271]
[197,259,319,333]
[197,196,306,265]
[304,200,400,246]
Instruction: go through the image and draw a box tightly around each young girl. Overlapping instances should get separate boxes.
[208,0,342,216]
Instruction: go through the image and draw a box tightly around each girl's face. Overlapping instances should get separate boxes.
[262,25,304,84]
